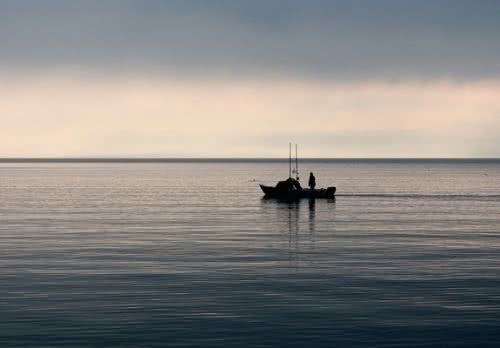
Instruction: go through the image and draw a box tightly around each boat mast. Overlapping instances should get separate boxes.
[295,144,299,181]
[289,142,292,178]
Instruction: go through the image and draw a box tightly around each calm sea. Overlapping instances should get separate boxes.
[1,160,500,347]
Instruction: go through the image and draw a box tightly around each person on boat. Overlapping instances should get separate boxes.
[308,172,316,190]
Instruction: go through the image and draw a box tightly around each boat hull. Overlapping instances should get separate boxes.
[260,184,336,199]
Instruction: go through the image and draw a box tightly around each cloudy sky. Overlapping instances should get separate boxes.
[1,0,500,157]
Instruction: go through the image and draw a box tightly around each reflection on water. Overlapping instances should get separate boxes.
[260,198,336,269]
[288,200,299,270]
[308,198,316,235]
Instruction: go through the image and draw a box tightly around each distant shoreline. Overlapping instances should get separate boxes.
[1,158,499,163]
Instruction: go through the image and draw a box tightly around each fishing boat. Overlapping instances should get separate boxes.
[259,144,336,199]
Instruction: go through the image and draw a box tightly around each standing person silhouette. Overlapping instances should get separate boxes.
[308,172,316,190]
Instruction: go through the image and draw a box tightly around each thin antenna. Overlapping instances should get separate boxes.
[295,144,299,180]
[289,142,292,178]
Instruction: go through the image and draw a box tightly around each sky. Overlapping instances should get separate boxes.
[1,0,500,157]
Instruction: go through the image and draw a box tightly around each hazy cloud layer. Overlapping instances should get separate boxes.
[2,74,499,157]
[1,0,500,80]
[2,1,500,157]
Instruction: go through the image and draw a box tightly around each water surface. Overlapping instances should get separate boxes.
[1,160,500,347]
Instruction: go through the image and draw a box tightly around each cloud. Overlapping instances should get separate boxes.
[1,73,499,157]
[2,1,499,157]
[1,0,500,80]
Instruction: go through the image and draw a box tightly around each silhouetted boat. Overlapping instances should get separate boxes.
[259,144,336,199]
[260,178,336,199]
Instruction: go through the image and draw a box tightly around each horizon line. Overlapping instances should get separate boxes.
[1,157,500,163]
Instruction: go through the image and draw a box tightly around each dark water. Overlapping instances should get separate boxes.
[1,160,500,347]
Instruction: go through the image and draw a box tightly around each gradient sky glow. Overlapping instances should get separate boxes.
[1,0,500,157]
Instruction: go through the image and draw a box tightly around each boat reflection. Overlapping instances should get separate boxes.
[260,198,335,269]
[308,198,316,236]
